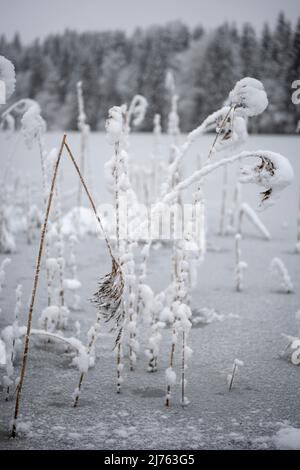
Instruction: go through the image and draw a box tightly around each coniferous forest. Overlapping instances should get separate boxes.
[1,12,300,133]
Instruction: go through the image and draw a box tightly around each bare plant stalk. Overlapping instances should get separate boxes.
[228,363,237,391]
[63,140,122,405]
[116,342,122,393]
[11,134,66,438]
[219,164,228,235]
[181,331,185,405]
[64,141,115,260]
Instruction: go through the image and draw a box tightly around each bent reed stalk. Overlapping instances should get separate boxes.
[11,134,67,438]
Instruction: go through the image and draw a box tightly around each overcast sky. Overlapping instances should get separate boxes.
[0,0,299,43]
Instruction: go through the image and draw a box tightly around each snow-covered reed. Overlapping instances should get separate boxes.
[0,206,16,253]
[3,283,22,400]
[295,186,300,253]
[0,257,11,295]
[218,165,228,236]
[145,292,165,373]
[64,234,81,310]
[165,240,192,406]
[0,55,16,105]
[76,81,90,208]
[238,202,271,240]
[11,134,67,437]
[227,180,242,235]
[234,234,247,292]
[270,257,294,294]
[72,318,100,407]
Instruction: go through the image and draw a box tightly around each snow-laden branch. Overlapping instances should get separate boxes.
[130,150,293,242]
[162,150,293,207]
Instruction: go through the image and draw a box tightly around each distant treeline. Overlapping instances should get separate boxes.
[1,12,300,133]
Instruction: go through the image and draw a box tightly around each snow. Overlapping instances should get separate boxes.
[271,257,294,294]
[234,359,244,367]
[21,103,46,148]
[0,56,16,101]
[239,202,271,240]
[63,278,81,290]
[128,95,148,127]
[229,77,268,117]
[165,367,176,386]
[60,207,98,237]
[274,426,300,450]
[105,106,124,144]
[0,132,299,450]
[240,150,294,207]
[0,338,6,365]
[161,150,294,210]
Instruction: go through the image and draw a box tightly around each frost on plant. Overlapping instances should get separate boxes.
[21,103,46,148]
[239,151,294,208]
[229,77,268,117]
[270,257,294,294]
[238,202,271,240]
[0,55,16,103]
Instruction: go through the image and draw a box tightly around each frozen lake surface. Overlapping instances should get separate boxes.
[0,132,300,449]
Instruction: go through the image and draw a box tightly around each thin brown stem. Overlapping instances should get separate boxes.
[11,134,66,438]
[181,331,185,405]
[228,364,237,391]
[208,106,233,160]
[116,342,122,393]
[63,140,115,262]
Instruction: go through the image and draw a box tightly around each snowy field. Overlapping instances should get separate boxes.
[0,132,300,450]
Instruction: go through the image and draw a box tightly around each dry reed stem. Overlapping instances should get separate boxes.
[181,331,185,405]
[228,363,237,391]
[11,134,67,438]
[64,140,115,262]
[64,139,124,403]
[208,105,234,160]
[116,342,122,393]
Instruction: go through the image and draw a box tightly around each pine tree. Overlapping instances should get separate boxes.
[240,23,258,76]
